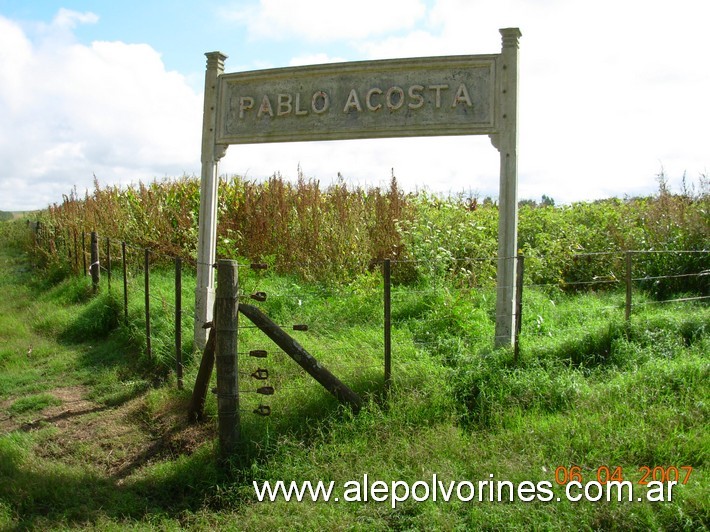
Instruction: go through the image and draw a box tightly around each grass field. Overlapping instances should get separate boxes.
[0,218,708,530]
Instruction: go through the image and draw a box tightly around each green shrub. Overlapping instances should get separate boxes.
[33,172,708,297]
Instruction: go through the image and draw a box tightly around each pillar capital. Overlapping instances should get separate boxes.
[500,28,522,50]
[205,51,228,72]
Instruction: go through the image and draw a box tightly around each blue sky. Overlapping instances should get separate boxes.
[1,0,708,211]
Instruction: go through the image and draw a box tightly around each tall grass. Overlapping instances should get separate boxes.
[1,214,708,530]
[44,172,408,282]
[36,171,709,295]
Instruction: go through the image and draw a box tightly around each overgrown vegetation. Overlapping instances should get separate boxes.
[39,171,709,290]
[1,172,708,529]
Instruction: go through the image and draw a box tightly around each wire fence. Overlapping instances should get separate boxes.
[29,222,709,429]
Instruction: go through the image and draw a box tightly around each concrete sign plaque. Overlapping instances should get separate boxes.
[195,28,521,350]
[216,56,496,144]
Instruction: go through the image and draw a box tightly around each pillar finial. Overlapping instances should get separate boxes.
[205,51,228,72]
[500,28,522,49]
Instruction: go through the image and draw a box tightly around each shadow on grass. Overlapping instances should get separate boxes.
[51,288,171,402]
[231,369,385,467]
[545,323,621,369]
[0,440,223,530]
[0,374,386,528]
[19,405,111,432]
[452,323,624,430]
[58,292,121,345]
[536,311,708,370]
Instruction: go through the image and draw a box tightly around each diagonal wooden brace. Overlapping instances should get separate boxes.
[238,303,362,413]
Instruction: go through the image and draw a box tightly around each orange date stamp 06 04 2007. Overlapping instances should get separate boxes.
[554,465,693,486]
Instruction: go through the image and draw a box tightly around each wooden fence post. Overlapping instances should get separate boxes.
[215,259,240,461]
[514,254,524,363]
[73,229,78,273]
[82,231,87,277]
[122,242,128,323]
[625,251,632,321]
[175,257,184,390]
[66,229,72,265]
[35,221,41,247]
[189,327,216,422]
[90,231,100,291]
[106,237,111,292]
[145,249,152,359]
[383,259,392,394]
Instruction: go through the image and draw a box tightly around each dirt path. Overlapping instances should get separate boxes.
[0,226,214,486]
[1,385,213,482]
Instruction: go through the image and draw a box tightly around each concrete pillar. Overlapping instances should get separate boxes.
[494,28,521,348]
[195,51,228,349]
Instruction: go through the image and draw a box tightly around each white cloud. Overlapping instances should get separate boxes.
[52,7,99,29]
[355,29,452,60]
[288,53,348,67]
[331,0,710,202]
[2,1,708,211]
[0,16,33,110]
[225,0,427,41]
[0,12,202,211]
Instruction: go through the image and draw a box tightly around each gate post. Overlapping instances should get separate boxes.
[215,259,240,461]
[195,51,228,349]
